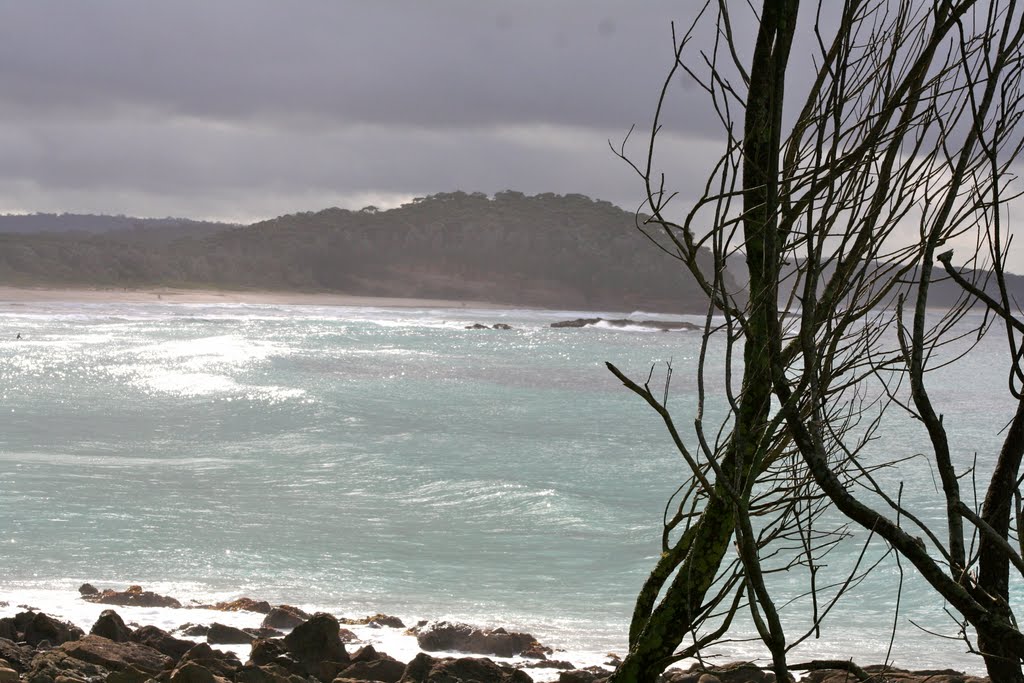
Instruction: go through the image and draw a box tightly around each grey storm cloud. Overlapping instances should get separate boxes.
[0,1,736,222]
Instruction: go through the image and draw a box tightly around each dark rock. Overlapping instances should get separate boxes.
[207,598,273,614]
[106,664,154,683]
[261,605,310,630]
[282,613,349,681]
[206,622,254,645]
[465,323,490,330]
[236,663,294,683]
[338,656,407,682]
[58,634,173,674]
[244,626,285,640]
[0,620,15,643]
[85,585,182,609]
[522,660,574,670]
[340,614,406,629]
[170,661,218,683]
[399,652,532,682]
[551,317,700,331]
[0,667,15,683]
[77,584,98,596]
[180,624,211,637]
[18,612,84,647]
[338,628,359,643]
[91,609,132,642]
[0,637,33,672]
[130,625,195,661]
[25,648,111,683]
[415,621,547,658]
[248,639,292,668]
[492,323,513,330]
[558,669,609,683]
[178,642,242,678]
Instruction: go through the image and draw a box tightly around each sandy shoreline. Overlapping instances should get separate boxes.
[0,286,516,310]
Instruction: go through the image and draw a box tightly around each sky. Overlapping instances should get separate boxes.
[0,1,717,224]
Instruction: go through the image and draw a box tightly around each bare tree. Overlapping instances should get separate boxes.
[609,1,1024,682]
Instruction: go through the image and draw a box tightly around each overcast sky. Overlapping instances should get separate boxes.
[0,1,729,223]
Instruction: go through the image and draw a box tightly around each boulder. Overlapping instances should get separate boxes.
[337,646,406,683]
[399,652,532,683]
[207,622,254,645]
[180,624,211,637]
[245,626,285,640]
[12,612,85,647]
[0,638,33,672]
[58,634,173,674]
[178,642,243,679]
[248,638,292,668]
[106,664,154,683]
[86,585,182,608]
[77,584,98,597]
[415,621,547,658]
[0,667,17,683]
[208,598,273,614]
[282,613,349,681]
[492,323,513,330]
[340,614,406,629]
[91,609,132,642]
[25,648,111,683]
[557,670,609,683]
[235,663,295,683]
[170,661,225,683]
[130,625,195,661]
[465,323,490,329]
[262,605,310,630]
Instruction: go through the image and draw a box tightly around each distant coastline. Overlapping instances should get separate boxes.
[0,286,518,310]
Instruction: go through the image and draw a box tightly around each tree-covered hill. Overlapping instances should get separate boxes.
[0,191,727,313]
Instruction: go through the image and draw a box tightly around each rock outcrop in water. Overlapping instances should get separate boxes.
[0,598,992,683]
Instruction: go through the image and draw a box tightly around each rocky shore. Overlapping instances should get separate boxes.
[0,585,989,683]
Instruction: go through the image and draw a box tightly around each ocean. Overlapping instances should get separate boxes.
[0,300,1013,677]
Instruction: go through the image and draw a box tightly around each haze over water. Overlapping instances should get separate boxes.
[0,300,1014,673]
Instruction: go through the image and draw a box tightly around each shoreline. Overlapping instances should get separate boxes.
[0,286,519,310]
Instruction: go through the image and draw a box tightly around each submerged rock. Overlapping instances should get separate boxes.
[84,584,183,608]
[415,621,549,659]
[340,613,406,629]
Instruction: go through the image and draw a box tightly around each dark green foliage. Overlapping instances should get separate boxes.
[0,192,724,313]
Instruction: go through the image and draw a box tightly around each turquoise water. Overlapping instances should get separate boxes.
[0,301,1014,671]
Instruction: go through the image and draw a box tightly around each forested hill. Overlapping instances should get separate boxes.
[0,191,725,313]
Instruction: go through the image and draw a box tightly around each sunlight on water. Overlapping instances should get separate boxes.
[0,301,1014,673]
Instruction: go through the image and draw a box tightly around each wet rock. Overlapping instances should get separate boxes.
[90,609,132,642]
[207,622,254,645]
[521,659,574,670]
[130,625,195,661]
[282,613,349,682]
[340,614,406,629]
[415,621,548,658]
[492,323,513,330]
[0,667,17,683]
[399,652,532,682]
[261,605,310,630]
[58,634,173,674]
[85,585,182,609]
[170,661,226,683]
[465,323,490,329]
[77,584,98,597]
